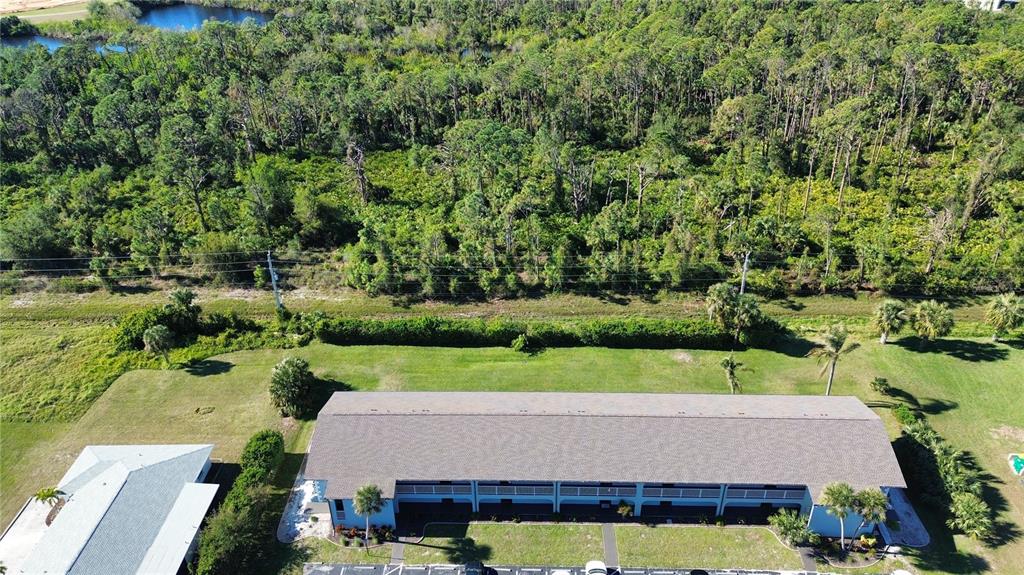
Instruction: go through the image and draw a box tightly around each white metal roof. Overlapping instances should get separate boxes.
[4,445,215,575]
[135,483,219,574]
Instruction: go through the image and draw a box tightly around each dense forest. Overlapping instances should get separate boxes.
[1,0,1023,299]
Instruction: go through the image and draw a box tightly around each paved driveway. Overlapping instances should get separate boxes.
[303,564,817,575]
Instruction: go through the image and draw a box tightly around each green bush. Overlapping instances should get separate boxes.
[111,307,166,351]
[270,357,316,417]
[892,403,918,426]
[870,377,892,394]
[46,276,102,294]
[239,429,285,478]
[510,334,530,353]
[195,486,273,575]
[201,311,258,335]
[768,508,818,546]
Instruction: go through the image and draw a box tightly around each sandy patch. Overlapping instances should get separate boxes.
[673,351,695,363]
[9,299,34,307]
[220,288,262,301]
[990,425,1024,443]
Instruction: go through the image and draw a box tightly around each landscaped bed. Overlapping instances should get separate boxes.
[403,523,603,566]
[614,525,802,570]
[294,537,393,565]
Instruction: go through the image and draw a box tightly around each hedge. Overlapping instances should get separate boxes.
[238,429,285,481]
[301,315,779,350]
[195,429,284,575]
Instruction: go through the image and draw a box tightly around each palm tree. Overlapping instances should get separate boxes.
[720,354,741,394]
[852,488,889,538]
[986,293,1023,342]
[731,294,762,343]
[910,300,954,347]
[948,492,993,540]
[704,283,738,328]
[806,324,859,396]
[353,484,384,552]
[871,299,907,344]
[821,482,856,550]
[168,287,198,310]
[142,324,174,366]
[34,487,64,507]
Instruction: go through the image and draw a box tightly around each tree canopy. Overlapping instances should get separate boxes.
[1,1,1022,300]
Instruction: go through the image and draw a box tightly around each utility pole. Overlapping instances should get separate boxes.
[267,250,283,310]
[739,251,750,294]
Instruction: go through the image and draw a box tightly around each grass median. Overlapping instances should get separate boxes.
[614,525,801,570]
[403,523,604,566]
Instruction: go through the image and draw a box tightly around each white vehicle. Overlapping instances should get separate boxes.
[585,561,607,575]
[551,570,573,575]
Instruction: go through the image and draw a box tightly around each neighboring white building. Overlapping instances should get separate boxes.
[0,444,217,575]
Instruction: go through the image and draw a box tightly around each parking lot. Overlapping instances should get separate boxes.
[303,564,816,575]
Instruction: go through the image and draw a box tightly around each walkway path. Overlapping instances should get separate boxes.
[601,523,618,567]
[884,488,930,547]
[391,538,412,563]
[797,547,817,571]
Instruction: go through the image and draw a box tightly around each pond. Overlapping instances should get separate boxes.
[138,3,270,30]
[2,3,270,52]
[1,35,68,51]
[0,35,126,54]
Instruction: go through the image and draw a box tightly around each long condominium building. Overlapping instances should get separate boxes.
[305,392,906,537]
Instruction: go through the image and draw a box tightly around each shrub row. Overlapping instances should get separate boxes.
[896,419,992,539]
[195,430,284,575]
[223,429,285,510]
[289,314,782,350]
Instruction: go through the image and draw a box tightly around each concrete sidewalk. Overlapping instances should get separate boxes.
[883,488,930,548]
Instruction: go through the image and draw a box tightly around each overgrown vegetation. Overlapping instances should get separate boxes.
[1,1,1022,301]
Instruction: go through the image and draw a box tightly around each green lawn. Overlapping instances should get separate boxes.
[1,330,1022,573]
[614,525,802,570]
[0,354,307,523]
[404,523,604,566]
[5,0,101,22]
[287,538,394,566]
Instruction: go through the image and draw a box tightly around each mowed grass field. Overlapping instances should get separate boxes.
[1,336,1021,573]
[404,524,604,566]
[614,525,802,570]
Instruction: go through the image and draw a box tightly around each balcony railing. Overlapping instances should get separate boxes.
[395,483,473,495]
[725,488,806,500]
[478,485,555,496]
[559,486,636,497]
[641,487,721,499]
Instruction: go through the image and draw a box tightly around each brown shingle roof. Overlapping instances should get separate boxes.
[305,392,906,501]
